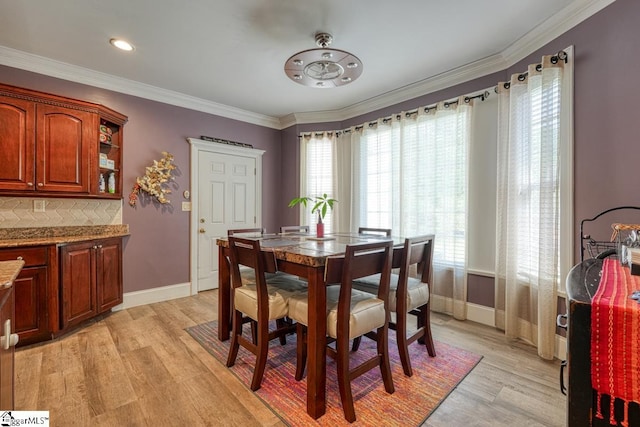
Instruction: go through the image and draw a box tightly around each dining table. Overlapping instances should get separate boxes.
[216,231,405,419]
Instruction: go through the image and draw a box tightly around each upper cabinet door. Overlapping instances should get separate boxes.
[36,104,96,193]
[0,96,36,191]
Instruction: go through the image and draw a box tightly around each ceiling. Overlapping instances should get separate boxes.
[0,0,612,128]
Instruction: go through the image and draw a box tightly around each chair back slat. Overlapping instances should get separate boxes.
[280,225,310,234]
[228,227,266,236]
[358,227,392,237]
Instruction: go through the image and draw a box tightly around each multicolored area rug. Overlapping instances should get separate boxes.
[186,321,482,426]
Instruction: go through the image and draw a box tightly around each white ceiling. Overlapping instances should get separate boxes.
[0,0,613,128]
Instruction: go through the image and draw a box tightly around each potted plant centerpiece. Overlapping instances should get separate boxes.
[288,193,337,238]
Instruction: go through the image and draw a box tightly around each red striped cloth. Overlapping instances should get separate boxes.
[591,259,640,427]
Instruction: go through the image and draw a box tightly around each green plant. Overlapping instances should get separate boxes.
[288,193,337,223]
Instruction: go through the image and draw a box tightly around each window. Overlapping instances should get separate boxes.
[357,105,471,268]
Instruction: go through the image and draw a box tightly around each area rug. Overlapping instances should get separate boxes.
[186,321,482,426]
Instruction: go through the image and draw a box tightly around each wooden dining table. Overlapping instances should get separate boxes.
[216,231,404,419]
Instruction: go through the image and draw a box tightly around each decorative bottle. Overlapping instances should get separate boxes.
[98,174,106,193]
[108,172,116,194]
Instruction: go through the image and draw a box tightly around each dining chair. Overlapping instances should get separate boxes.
[352,234,436,376]
[279,225,310,234]
[226,236,307,391]
[288,240,395,423]
[358,227,392,236]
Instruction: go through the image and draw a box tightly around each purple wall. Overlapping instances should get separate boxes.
[0,65,282,293]
[2,0,638,300]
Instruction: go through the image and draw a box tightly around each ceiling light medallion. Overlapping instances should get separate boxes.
[284,32,362,88]
[109,38,135,52]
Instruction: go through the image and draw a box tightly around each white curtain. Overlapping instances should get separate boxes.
[353,99,472,320]
[495,52,571,359]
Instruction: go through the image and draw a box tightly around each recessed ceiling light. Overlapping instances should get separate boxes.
[109,38,135,51]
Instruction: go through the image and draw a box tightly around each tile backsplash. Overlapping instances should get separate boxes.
[0,197,122,228]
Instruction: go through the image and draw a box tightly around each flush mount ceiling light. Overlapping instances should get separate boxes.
[284,32,362,88]
[109,38,135,52]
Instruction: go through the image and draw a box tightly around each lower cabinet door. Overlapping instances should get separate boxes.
[60,241,97,328]
[97,238,123,313]
[0,286,15,410]
[14,266,50,344]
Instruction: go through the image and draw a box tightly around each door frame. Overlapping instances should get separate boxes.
[188,137,265,295]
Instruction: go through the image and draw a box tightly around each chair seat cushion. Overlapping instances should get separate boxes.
[288,286,386,340]
[352,273,430,312]
[235,275,308,321]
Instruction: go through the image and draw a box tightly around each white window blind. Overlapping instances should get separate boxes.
[358,105,471,268]
[300,133,336,232]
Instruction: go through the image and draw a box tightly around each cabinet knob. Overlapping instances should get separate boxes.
[1,319,19,350]
[98,245,103,249]
[93,246,98,249]
[27,182,33,187]
[199,228,206,234]
[37,182,44,187]
[16,256,23,260]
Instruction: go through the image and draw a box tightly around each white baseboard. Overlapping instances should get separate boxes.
[112,282,192,311]
[431,295,495,327]
[431,295,566,360]
[466,302,496,327]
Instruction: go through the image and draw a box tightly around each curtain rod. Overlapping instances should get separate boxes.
[495,49,568,92]
[300,48,568,139]
[299,90,491,138]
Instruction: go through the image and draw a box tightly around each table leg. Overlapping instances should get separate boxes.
[217,246,231,341]
[306,266,327,418]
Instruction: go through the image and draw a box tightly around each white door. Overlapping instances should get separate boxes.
[197,151,257,291]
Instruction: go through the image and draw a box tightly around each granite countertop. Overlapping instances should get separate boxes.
[0,225,129,248]
[0,260,25,288]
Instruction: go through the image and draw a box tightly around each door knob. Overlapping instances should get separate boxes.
[199,228,206,234]
[200,218,205,223]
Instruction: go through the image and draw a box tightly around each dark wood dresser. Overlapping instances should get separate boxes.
[565,259,640,426]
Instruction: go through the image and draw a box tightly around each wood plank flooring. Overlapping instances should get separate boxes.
[14,290,566,426]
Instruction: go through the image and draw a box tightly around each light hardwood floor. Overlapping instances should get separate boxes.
[14,291,566,426]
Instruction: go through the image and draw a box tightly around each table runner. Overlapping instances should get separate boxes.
[591,259,640,426]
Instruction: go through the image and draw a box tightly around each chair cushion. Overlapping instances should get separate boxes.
[353,273,430,312]
[234,275,307,321]
[288,285,386,340]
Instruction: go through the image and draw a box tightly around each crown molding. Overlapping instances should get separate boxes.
[0,0,614,130]
[277,0,616,127]
[500,0,616,66]
[0,46,282,129]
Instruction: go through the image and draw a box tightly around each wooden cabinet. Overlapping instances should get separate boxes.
[36,104,95,193]
[60,237,122,329]
[0,246,56,346]
[0,83,127,198]
[0,95,35,191]
[0,284,16,410]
